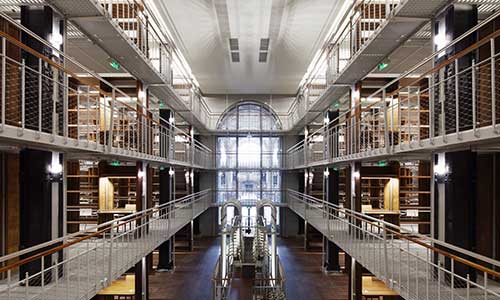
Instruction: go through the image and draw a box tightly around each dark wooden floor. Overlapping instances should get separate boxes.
[278,237,349,300]
[149,237,220,300]
[148,237,349,300]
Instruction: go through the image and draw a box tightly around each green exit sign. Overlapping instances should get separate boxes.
[110,160,120,166]
[378,161,388,167]
[109,59,120,71]
[378,62,389,71]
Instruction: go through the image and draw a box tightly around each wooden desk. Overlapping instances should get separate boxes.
[97,209,136,225]
[363,209,400,227]
[362,276,401,299]
[94,275,135,300]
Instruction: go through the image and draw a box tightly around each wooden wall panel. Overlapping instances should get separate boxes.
[6,153,19,259]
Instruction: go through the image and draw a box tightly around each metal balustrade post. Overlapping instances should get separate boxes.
[491,38,497,132]
[64,69,68,143]
[25,272,29,300]
[417,88,421,144]
[41,257,45,288]
[76,84,80,144]
[430,76,435,144]
[383,89,389,152]
[467,274,470,300]
[472,59,478,137]
[451,259,455,300]
[108,222,114,285]
[484,271,488,300]
[383,223,389,281]
[407,87,411,146]
[108,89,114,152]
[455,60,461,138]
[7,269,11,299]
[52,65,57,140]
[1,37,5,132]
[21,59,25,135]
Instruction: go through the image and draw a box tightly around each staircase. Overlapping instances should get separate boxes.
[286,189,500,300]
[0,190,212,300]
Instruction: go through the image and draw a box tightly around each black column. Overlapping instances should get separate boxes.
[158,165,174,271]
[325,110,341,271]
[193,170,201,235]
[325,167,341,271]
[433,4,477,134]
[135,255,152,300]
[21,6,64,133]
[297,170,305,235]
[439,150,477,281]
[346,252,362,300]
[19,149,62,284]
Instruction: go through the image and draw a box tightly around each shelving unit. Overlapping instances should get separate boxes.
[361,176,389,209]
[398,161,431,234]
[107,176,137,208]
[66,160,99,233]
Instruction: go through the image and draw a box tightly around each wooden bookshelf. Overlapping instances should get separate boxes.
[398,161,431,234]
[66,160,99,233]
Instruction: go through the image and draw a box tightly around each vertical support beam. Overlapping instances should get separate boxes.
[158,164,174,271]
[346,252,362,300]
[135,255,151,300]
[325,167,341,272]
[20,149,62,285]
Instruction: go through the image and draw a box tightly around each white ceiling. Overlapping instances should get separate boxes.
[151,0,344,94]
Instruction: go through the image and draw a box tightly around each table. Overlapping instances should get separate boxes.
[363,209,400,227]
[94,275,135,300]
[97,209,136,225]
[362,276,401,299]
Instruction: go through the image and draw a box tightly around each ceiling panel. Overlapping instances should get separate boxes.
[151,0,344,94]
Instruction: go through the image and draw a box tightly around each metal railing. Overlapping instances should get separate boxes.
[97,0,214,126]
[0,13,213,169]
[286,189,500,300]
[0,189,212,300]
[285,0,400,127]
[212,214,285,300]
[286,11,500,169]
[252,256,286,300]
[215,152,283,170]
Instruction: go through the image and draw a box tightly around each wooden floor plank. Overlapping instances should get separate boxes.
[148,237,349,300]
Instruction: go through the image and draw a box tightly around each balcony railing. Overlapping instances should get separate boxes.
[0,12,213,169]
[286,189,500,300]
[0,189,212,300]
[286,10,500,168]
[97,0,214,127]
[285,0,400,126]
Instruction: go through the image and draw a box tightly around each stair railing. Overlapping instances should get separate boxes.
[286,189,500,300]
[0,189,211,300]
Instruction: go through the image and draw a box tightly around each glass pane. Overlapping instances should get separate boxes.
[262,137,281,168]
[238,171,261,201]
[217,137,237,168]
[238,136,261,169]
[262,171,281,203]
[239,104,261,131]
[219,206,235,225]
[218,110,237,130]
[261,112,277,131]
[217,171,237,202]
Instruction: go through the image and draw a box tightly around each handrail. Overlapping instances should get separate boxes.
[0,12,214,163]
[287,189,500,278]
[286,8,500,153]
[285,0,400,126]
[0,189,211,269]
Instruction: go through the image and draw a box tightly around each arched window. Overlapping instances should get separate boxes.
[216,102,282,225]
[217,102,282,131]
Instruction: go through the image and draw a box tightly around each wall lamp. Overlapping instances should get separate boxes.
[434,160,449,183]
[47,162,63,182]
